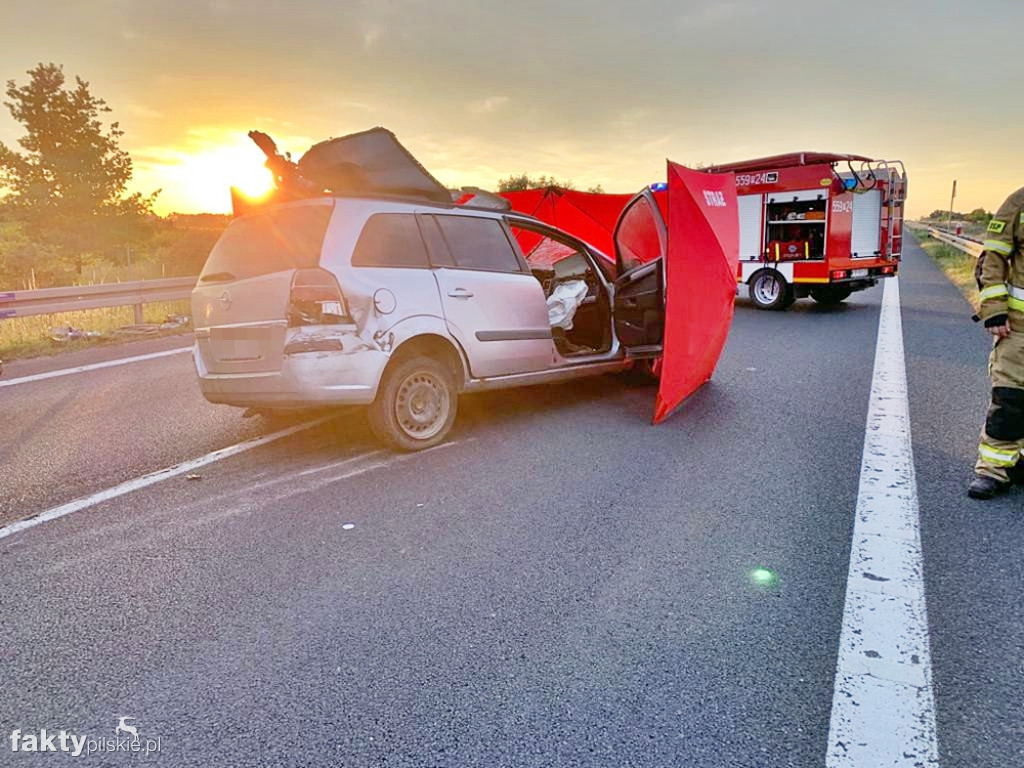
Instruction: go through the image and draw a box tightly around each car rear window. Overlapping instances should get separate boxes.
[433,215,522,273]
[351,213,430,268]
[199,202,334,282]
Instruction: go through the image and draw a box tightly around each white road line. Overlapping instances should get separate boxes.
[826,277,939,766]
[0,346,192,388]
[296,450,389,477]
[174,439,469,531]
[0,416,332,541]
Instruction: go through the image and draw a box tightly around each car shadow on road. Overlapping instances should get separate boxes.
[241,371,732,462]
[734,298,869,315]
[455,373,654,431]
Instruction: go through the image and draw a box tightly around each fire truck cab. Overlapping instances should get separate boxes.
[708,152,906,310]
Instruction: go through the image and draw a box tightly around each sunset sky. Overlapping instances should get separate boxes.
[2,0,1020,218]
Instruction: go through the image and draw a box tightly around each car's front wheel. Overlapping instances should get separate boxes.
[368,355,457,451]
[749,269,793,311]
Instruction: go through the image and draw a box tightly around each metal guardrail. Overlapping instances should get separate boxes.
[925,227,983,258]
[0,276,197,321]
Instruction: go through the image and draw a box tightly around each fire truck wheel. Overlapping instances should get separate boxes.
[748,270,792,311]
[810,285,853,305]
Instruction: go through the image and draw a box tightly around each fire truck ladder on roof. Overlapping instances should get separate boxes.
[860,160,907,259]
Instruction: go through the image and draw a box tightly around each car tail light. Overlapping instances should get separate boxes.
[288,268,351,326]
[882,266,895,275]
[831,270,849,280]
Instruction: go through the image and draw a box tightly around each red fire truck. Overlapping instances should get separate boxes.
[706,152,906,310]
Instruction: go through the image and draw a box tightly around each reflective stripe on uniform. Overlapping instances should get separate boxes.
[984,239,1013,255]
[979,443,1020,467]
[981,283,1009,301]
[1005,284,1024,311]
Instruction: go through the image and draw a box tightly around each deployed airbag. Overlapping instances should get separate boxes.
[546,279,589,330]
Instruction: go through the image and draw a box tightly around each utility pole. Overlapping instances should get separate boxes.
[948,179,957,231]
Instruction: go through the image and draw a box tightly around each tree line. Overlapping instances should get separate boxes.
[923,208,993,224]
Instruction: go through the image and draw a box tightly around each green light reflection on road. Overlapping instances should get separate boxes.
[749,567,778,588]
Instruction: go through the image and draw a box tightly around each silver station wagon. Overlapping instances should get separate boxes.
[192,129,667,450]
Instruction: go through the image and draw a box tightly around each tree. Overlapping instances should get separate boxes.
[967,207,992,224]
[0,63,156,276]
[496,173,575,192]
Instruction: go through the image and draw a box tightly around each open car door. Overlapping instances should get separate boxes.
[612,188,668,353]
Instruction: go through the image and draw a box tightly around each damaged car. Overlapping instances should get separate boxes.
[191,128,739,450]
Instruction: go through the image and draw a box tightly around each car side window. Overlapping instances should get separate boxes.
[418,215,455,268]
[616,196,662,274]
[351,213,430,268]
[433,215,523,273]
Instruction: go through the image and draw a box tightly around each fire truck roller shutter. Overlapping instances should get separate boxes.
[851,189,882,258]
[738,195,764,262]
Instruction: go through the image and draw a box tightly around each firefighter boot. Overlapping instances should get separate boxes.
[974,384,1024,497]
[1008,460,1024,486]
[968,473,1010,500]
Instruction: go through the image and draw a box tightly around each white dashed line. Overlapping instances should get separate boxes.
[826,277,939,765]
[0,346,192,388]
[0,416,332,541]
[1,431,472,541]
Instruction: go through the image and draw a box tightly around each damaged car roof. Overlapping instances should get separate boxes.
[249,126,452,205]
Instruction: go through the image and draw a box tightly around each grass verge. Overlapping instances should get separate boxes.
[911,231,979,312]
[0,299,192,361]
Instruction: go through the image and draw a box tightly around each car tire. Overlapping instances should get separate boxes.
[368,355,457,451]
[810,285,853,305]
[621,357,661,385]
[749,269,793,311]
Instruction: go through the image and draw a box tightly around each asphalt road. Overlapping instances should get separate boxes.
[0,238,1020,766]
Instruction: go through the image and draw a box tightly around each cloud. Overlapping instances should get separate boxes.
[6,0,1023,217]
[675,1,749,29]
[123,103,163,120]
[467,96,510,115]
[362,24,383,49]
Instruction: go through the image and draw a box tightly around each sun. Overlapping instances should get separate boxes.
[168,141,275,213]
[229,155,275,199]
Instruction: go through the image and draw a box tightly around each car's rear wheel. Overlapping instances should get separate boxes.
[368,355,457,451]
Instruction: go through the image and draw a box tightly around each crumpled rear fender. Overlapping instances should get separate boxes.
[376,314,471,387]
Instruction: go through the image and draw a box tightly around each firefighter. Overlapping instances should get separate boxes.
[969,186,1024,498]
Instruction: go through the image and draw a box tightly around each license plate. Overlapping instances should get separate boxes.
[852,268,868,278]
